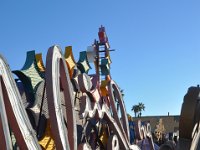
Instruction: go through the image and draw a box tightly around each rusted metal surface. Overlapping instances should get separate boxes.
[179,86,200,139]
[178,86,200,150]
[46,45,77,150]
[78,76,138,149]
[107,135,119,150]
[0,55,41,149]
[0,78,12,150]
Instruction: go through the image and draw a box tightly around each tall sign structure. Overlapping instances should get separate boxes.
[87,25,112,82]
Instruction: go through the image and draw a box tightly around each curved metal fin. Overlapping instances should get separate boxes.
[14,50,44,91]
[64,46,76,78]
[77,51,91,74]
[36,53,45,72]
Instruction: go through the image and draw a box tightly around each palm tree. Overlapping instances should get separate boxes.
[138,102,145,117]
[131,102,145,117]
[131,105,140,117]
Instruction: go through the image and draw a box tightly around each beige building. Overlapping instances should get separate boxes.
[132,115,179,133]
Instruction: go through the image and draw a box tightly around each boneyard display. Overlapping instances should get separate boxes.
[0,26,199,150]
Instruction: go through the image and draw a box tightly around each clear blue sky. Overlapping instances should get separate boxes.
[0,1,200,116]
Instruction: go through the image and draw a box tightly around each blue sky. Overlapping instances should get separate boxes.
[0,1,200,116]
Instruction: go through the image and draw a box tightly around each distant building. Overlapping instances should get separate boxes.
[132,115,179,133]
